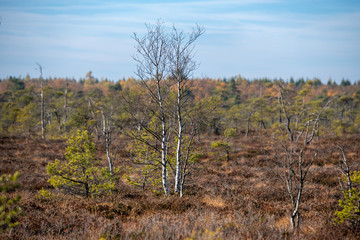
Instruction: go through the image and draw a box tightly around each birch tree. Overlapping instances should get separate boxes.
[131,21,204,196]
[168,25,204,196]
[133,21,171,196]
[36,63,46,139]
[101,104,114,175]
[63,80,69,132]
[88,95,117,175]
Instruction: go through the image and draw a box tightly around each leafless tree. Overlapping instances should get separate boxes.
[327,146,354,193]
[100,104,114,175]
[168,24,204,196]
[88,97,115,175]
[63,80,69,131]
[276,83,332,230]
[131,21,204,196]
[36,63,45,139]
[133,21,171,196]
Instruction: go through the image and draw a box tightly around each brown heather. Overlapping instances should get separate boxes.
[0,132,359,239]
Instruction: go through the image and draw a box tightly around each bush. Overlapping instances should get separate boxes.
[211,140,231,161]
[335,171,360,228]
[224,128,237,138]
[0,172,22,233]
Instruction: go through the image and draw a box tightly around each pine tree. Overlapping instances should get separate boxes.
[0,172,22,233]
[47,130,115,198]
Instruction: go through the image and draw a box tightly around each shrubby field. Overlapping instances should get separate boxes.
[1,73,360,239]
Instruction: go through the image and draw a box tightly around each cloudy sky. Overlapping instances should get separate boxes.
[1,0,360,82]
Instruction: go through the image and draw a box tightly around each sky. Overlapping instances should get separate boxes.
[0,0,360,83]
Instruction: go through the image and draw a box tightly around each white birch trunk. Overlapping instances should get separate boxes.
[102,113,113,175]
[158,81,170,196]
[105,136,113,175]
[63,81,68,131]
[37,63,45,139]
[175,81,182,194]
[161,112,170,196]
[41,80,45,139]
[100,109,114,175]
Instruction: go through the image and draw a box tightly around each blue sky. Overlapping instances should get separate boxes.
[1,0,360,82]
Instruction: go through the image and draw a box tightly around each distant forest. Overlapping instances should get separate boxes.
[0,73,359,139]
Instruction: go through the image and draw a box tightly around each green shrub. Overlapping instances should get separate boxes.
[36,188,55,201]
[335,171,360,227]
[211,140,231,161]
[224,128,237,138]
[0,172,22,233]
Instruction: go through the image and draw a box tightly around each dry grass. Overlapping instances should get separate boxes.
[0,133,359,239]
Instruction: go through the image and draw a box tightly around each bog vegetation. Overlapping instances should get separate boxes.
[1,23,360,239]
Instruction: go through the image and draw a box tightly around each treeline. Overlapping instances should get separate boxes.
[0,74,359,139]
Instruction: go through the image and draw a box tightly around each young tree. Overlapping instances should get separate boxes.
[275,83,332,230]
[0,172,21,233]
[36,63,46,139]
[131,21,205,196]
[211,140,231,161]
[47,130,114,198]
[63,80,69,131]
[168,25,204,195]
[334,147,360,228]
[132,21,171,196]
[124,129,163,193]
[335,171,360,228]
[88,96,117,175]
[15,102,37,137]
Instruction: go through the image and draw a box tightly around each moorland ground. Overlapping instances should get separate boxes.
[1,131,359,239]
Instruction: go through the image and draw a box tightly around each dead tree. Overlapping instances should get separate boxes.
[100,104,114,175]
[337,146,353,192]
[63,80,69,132]
[88,97,115,175]
[36,63,45,139]
[276,84,332,230]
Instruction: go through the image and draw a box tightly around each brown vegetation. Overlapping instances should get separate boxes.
[1,131,359,239]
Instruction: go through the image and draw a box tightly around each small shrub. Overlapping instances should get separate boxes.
[224,128,237,138]
[0,172,22,233]
[185,227,222,240]
[335,171,360,227]
[36,188,55,201]
[211,140,231,161]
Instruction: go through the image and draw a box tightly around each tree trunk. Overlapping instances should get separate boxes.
[102,113,113,175]
[161,120,170,196]
[105,134,113,175]
[159,86,170,196]
[260,120,266,129]
[180,174,185,197]
[175,82,182,194]
[41,82,45,139]
[63,81,68,132]
[85,175,89,198]
[37,63,45,139]
[246,112,252,137]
